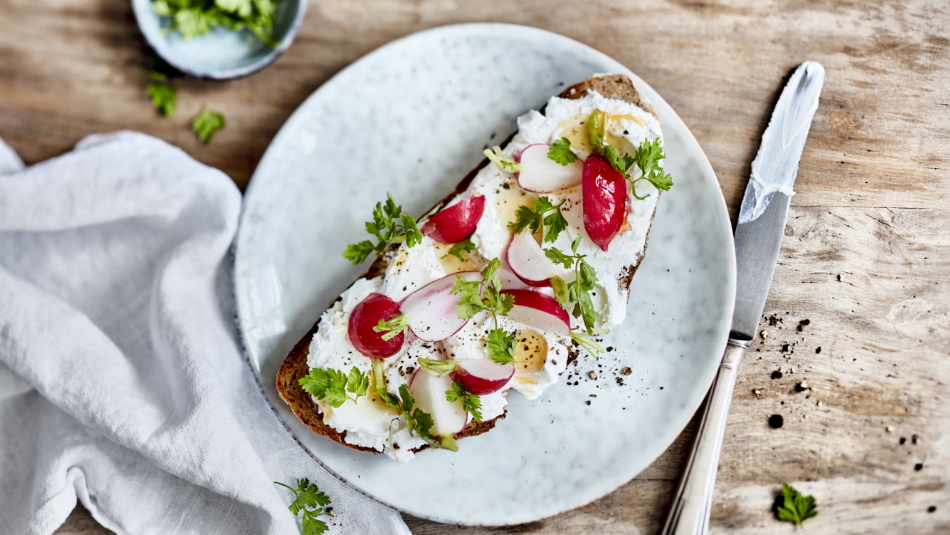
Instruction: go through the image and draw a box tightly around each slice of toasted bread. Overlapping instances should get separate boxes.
[276,74,661,454]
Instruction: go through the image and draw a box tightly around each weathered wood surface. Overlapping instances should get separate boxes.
[0,0,946,533]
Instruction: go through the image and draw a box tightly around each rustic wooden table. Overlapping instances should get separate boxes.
[3,0,948,533]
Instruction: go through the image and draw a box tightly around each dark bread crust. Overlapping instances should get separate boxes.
[276,74,660,455]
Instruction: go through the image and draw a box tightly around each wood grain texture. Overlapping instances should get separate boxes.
[0,0,937,533]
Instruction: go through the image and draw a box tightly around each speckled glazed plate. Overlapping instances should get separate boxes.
[234,23,735,526]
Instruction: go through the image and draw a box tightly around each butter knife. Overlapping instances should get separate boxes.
[661,61,825,535]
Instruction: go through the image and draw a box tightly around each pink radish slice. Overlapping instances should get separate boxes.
[497,257,530,290]
[348,293,405,359]
[517,144,583,193]
[453,359,515,395]
[401,271,482,342]
[500,289,571,335]
[421,195,486,244]
[582,153,627,251]
[505,231,556,287]
[409,369,468,437]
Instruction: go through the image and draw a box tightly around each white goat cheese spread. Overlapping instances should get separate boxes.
[307,87,663,462]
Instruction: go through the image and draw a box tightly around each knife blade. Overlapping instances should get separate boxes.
[731,61,825,341]
[662,61,825,535]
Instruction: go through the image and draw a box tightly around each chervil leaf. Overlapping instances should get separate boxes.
[645,169,674,191]
[508,204,542,235]
[146,83,177,116]
[775,483,817,528]
[633,136,665,177]
[343,193,421,264]
[342,240,375,264]
[603,145,636,178]
[629,137,674,199]
[543,240,602,336]
[398,384,415,412]
[275,478,332,535]
[299,367,366,408]
[446,381,483,422]
[346,366,369,399]
[486,328,516,364]
[192,107,225,144]
[301,516,328,535]
[298,368,331,399]
[443,236,476,262]
[321,370,349,408]
[547,137,577,165]
[450,258,510,321]
[508,196,568,243]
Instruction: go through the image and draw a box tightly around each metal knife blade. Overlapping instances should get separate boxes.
[730,61,825,341]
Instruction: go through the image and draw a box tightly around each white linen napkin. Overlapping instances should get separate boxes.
[0,132,412,535]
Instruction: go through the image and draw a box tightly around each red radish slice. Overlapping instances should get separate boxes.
[500,289,571,335]
[582,153,627,251]
[421,195,486,244]
[453,359,515,395]
[348,293,405,359]
[517,144,583,193]
[505,231,556,287]
[400,271,482,342]
[409,369,468,439]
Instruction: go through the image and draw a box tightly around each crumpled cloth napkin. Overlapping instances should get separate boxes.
[0,132,412,535]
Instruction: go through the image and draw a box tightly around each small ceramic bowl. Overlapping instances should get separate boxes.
[131,0,306,79]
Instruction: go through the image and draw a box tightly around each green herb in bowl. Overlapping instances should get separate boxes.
[152,0,281,47]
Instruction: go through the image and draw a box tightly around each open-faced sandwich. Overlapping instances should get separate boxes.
[276,74,673,463]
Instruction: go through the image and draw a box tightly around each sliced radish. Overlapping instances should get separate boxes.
[497,256,530,290]
[505,231,556,287]
[453,359,515,395]
[400,271,482,342]
[582,153,627,251]
[500,289,571,335]
[348,293,405,359]
[409,369,467,445]
[421,195,486,244]
[517,144,583,193]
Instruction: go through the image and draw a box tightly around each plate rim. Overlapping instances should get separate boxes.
[234,22,737,526]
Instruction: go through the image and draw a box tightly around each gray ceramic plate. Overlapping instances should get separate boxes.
[234,23,735,526]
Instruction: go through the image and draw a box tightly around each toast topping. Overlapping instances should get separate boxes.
[303,82,669,462]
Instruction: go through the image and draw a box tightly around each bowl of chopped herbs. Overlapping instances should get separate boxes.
[132,0,306,79]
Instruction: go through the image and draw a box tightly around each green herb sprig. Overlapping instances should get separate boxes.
[298,366,369,408]
[443,236,476,262]
[446,381,483,422]
[586,111,672,199]
[274,478,332,535]
[544,237,606,353]
[146,80,177,116]
[193,106,225,144]
[547,137,578,165]
[450,259,517,364]
[343,193,423,265]
[508,196,569,244]
[775,483,817,528]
